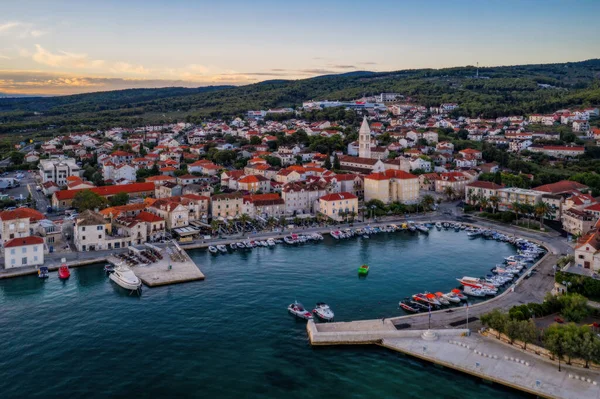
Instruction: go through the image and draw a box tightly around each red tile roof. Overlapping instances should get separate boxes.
[467,181,505,189]
[54,183,155,201]
[320,192,358,201]
[534,180,587,194]
[135,211,164,223]
[0,208,45,222]
[365,170,417,181]
[4,236,44,248]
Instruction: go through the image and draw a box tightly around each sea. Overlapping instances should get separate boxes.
[0,229,530,398]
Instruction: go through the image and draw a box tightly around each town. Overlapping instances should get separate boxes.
[1,95,599,273]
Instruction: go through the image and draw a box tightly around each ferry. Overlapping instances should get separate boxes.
[288,301,313,320]
[38,266,49,279]
[358,264,369,276]
[312,303,335,321]
[58,264,70,279]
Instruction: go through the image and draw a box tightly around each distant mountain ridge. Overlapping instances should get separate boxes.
[0,59,599,133]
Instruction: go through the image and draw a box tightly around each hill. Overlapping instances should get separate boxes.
[1,59,600,135]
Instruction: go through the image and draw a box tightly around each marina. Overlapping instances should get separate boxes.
[0,227,535,398]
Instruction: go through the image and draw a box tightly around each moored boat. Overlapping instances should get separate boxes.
[399,300,420,313]
[216,244,228,253]
[208,246,219,254]
[435,292,450,306]
[109,264,142,292]
[104,264,115,274]
[288,301,313,320]
[58,264,70,279]
[38,266,49,279]
[312,303,334,321]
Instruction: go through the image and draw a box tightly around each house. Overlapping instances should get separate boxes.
[533,180,588,195]
[318,192,358,221]
[73,210,110,251]
[52,182,155,210]
[156,182,183,199]
[238,174,271,193]
[479,162,499,174]
[574,228,600,271]
[497,188,545,211]
[135,211,167,241]
[458,149,482,160]
[211,192,244,220]
[3,236,45,269]
[561,208,597,236]
[528,145,585,158]
[147,199,189,230]
[242,194,286,219]
[38,157,82,186]
[282,181,328,215]
[364,170,419,204]
[0,208,45,246]
[338,155,385,174]
[464,181,504,205]
[435,172,473,195]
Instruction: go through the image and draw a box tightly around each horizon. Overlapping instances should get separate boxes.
[1,0,600,96]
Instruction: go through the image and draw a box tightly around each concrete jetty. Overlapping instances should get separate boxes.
[307,321,600,399]
[107,242,205,287]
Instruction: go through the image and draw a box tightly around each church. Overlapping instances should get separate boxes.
[339,117,409,174]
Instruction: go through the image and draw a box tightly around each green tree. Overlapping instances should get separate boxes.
[333,153,341,170]
[108,192,130,207]
[505,319,521,344]
[579,330,597,368]
[518,319,538,350]
[250,136,262,145]
[480,309,508,338]
[72,190,107,212]
[544,324,566,371]
[421,194,435,211]
[559,293,589,323]
[9,151,25,165]
[534,201,550,229]
[443,186,455,201]
[489,195,500,214]
[324,154,332,170]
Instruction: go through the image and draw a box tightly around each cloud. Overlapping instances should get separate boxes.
[0,21,47,38]
[358,61,378,65]
[297,68,338,75]
[32,44,105,69]
[329,65,356,69]
[110,62,151,75]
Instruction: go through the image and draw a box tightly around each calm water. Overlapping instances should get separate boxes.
[0,230,529,398]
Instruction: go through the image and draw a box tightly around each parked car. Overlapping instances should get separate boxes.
[554,317,564,324]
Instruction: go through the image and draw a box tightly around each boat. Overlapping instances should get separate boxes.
[412,293,441,307]
[330,230,341,239]
[399,300,420,313]
[267,238,276,246]
[236,242,246,249]
[216,245,227,253]
[288,301,313,320]
[415,224,429,233]
[312,303,335,321]
[435,292,450,306]
[229,243,237,250]
[104,264,115,274]
[457,276,497,290]
[283,235,296,245]
[451,288,467,301]
[109,264,142,292]
[259,240,268,247]
[467,229,482,238]
[407,299,429,311]
[358,264,369,276]
[443,292,461,303]
[244,241,253,249]
[58,264,70,279]
[435,222,442,230]
[38,266,49,279]
[208,246,219,254]
[463,286,485,297]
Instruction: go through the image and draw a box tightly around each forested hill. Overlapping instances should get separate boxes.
[1,59,600,133]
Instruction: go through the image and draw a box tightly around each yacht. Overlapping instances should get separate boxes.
[312,303,335,321]
[288,301,313,320]
[109,264,142,292]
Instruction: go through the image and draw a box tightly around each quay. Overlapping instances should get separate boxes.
[106,241,204,287]
[308,321,600,399]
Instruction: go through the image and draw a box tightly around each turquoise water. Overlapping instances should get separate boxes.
[0,230,529,398]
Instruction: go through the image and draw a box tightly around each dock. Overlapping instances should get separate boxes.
[307,321,600,399]
[106,241,205,287]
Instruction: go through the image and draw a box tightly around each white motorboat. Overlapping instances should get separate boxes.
[443,292,461,304]
[463,286,485,297]
[216,245,228,253]
[229,243,237,250]
[435,222,442,230]
[259,240,268,247]
[312,302,334,321]
[267,238,276,246]
[208,246,219,254]
[284,235,296,245]
[109,264,142,292]
[236,242,246,249]
[330,230,341,239]
[288,301,313,320]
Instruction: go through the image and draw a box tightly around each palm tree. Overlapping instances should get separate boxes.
[511,201,522,224]
[443,186,455,201]
[489,195,500,214]
[421,194,435,211]
[522,204,534,228]
[210,220,220,234]
[534,201,550,229]
[479,197,489,212]
[467,189,475,205]
[239,213,251,228]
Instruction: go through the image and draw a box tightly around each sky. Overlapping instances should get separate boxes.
[1,0,599,96]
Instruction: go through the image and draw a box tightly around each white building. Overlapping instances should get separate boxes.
[358,116,371,159]
[3,236,44,269]
[39,157,82,186]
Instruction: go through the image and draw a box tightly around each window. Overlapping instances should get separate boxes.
[97,226,103,231]
[82,236,86,240]
[10,248,15,255]
[11,259,15,265]
[34,256,38,262]
[82,227,86,232]
[9,224,14,230]
[22,257,27,265]
[34,246,38,252]
[22,247,26,254]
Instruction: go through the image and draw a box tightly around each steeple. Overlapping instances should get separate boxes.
[358,116,371,159]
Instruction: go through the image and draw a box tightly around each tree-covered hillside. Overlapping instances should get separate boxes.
[1,59,599,134]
